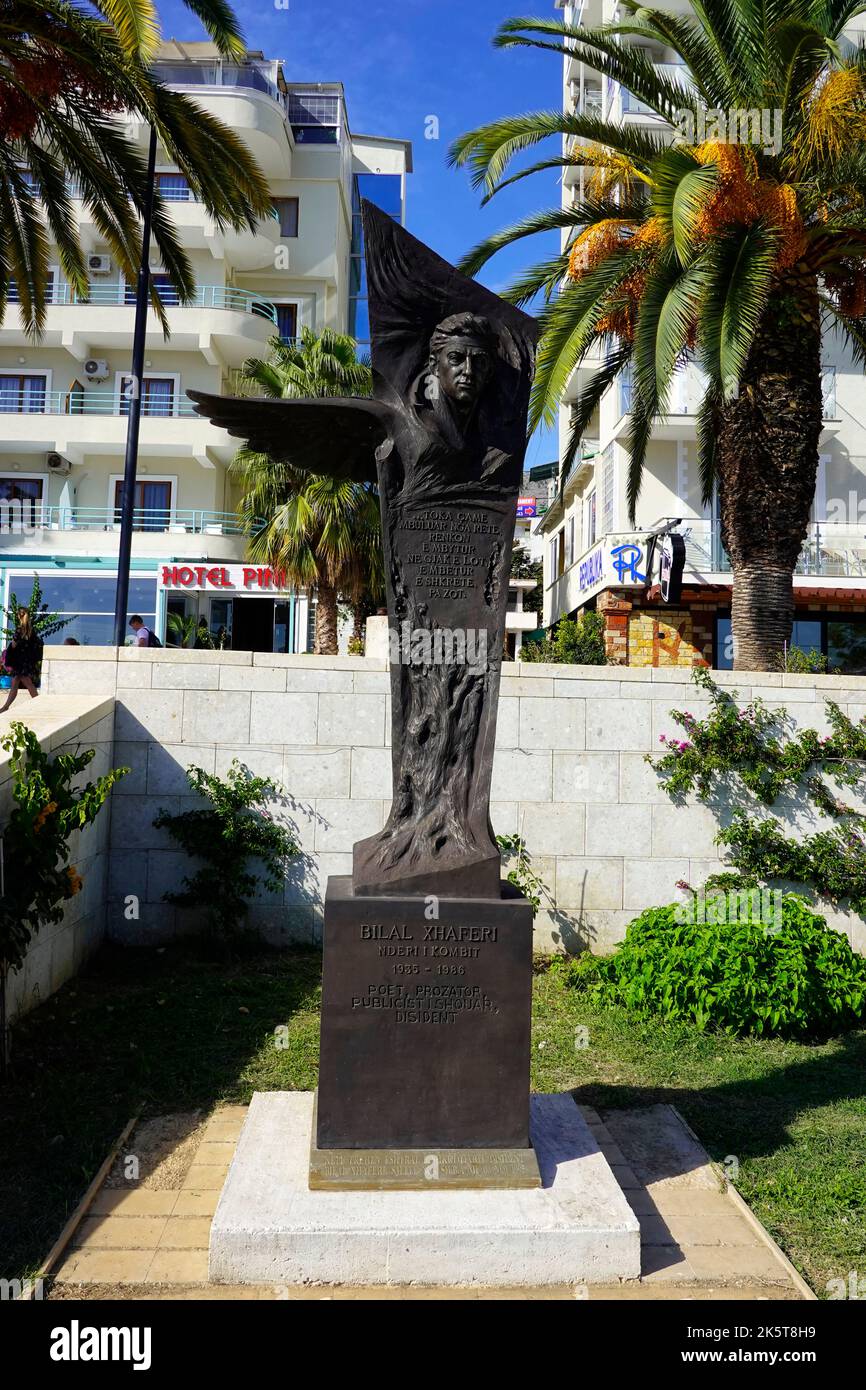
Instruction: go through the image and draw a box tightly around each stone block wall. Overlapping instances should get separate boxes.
[39,650,866,955]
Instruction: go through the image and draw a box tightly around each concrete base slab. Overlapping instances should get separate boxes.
[209,1091,640,1286]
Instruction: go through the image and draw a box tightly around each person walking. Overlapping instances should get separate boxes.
[128,615,161,648]
[0,609,43,712]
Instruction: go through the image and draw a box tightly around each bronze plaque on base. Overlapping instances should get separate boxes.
[309,1095,541,1190]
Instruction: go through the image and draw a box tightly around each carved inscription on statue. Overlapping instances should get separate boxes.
[402,507,498,602]
[348,920,501,1025]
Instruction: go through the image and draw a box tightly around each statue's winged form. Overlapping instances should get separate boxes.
[189,202,538,899]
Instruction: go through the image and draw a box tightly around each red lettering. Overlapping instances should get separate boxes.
[194,567,207,587]
[206,567,221,588]
[161,565,179,586]
[243,567,257,588]
[178,567,195,586]
[220,568,231,588]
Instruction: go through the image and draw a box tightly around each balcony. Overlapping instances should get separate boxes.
[682,520,866,580]
[147,62,295,174]
[6,282,277,322]
[0,390,199,418]
[0,505,254,561]
[152,61,283,103]
[0,283,279,367]
[62,183,284,269]
[607,64,694,121]
[0,391,234,465]
[612,365,839,442]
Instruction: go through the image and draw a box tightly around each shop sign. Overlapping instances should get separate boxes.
[158,564,292,593]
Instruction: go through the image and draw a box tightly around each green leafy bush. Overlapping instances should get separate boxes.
[563,897,866,1038]
[0,721,127,1068]
[770,644,829,674]
[521,611,606,665]
[649,667,866,912]
[153,761,300,939]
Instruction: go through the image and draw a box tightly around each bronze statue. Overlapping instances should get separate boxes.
[189,202,538,899]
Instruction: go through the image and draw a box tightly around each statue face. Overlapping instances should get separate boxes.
[430,337,494,409]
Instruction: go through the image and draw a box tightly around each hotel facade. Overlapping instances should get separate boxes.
[0,42,411,651]
[539,1,866,673]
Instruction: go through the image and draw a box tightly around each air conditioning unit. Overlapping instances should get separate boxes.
[84,358,109,381]
[88,254,112,275]
[46,452,72,475]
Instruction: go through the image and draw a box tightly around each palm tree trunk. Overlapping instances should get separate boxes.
[715,286,823,670]
[314,580,339,655]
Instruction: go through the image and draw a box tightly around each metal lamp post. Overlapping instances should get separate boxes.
[112,124,158,647]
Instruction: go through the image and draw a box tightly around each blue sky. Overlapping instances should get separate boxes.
[157,0,562,470]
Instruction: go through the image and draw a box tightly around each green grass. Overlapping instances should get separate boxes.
[1,943,864,1294]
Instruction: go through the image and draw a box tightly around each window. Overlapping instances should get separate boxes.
[565,516,575,568]
[0,476,43,528]
[8,271,56,305]
[113,479,173,531]
[155,172,192,201]
[119,376,175,417]
[585,490,597,548]
[274,304,298,343]
[716,617,824,670]
[828,619,866,673]
[601,450,614,535]
[0,374,47,413]
[548,535,559,581]
[557,529,566,577]
[124,273,179,307]
[287,91,341,143]
[348,173,403,347]
[272,198,299,237]
[12,572,157,645]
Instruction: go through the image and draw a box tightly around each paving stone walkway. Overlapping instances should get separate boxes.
[50,1100,811,1300]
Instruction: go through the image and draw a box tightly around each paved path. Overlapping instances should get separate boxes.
[51,1101,811,1300]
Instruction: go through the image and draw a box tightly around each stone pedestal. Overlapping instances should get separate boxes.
[317,877,534,1152]
[209,1091,641,1286]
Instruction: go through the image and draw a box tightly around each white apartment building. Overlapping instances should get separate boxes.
[0,41,411,651]
[540,0,866,672]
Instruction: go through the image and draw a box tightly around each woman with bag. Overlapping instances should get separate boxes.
[0,609,43,712]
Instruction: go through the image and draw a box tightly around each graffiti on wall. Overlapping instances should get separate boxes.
[628,609,712,668]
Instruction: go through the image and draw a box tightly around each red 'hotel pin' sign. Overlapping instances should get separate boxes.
[159,564,290,592]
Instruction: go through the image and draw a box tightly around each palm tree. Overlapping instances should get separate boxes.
[231,329,384,655]
[451,4,866,669]
[1,0,273,335]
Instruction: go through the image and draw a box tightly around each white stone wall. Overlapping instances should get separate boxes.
[2,696,116,1020]
[39,651,866,954]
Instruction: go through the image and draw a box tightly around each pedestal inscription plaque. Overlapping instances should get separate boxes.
[317,877,534,1151]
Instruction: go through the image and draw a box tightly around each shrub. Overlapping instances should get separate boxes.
[649,667,866,913]
[153,761,300,939]
[521,611,606,665]
[770,645,829,674]
[563,897,866,1038]
[0,721,127,1069]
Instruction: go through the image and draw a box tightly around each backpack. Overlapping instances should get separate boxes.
[146,629,162,648]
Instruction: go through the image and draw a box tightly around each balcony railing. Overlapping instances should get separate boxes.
[617,366,839,422]
[619,64,694,116]
[4,281,278,323]
[5,506,254,536]
[0,390,199,418]
[152,61,282,103]
[4,279,278,317]
[683,520,866,578]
